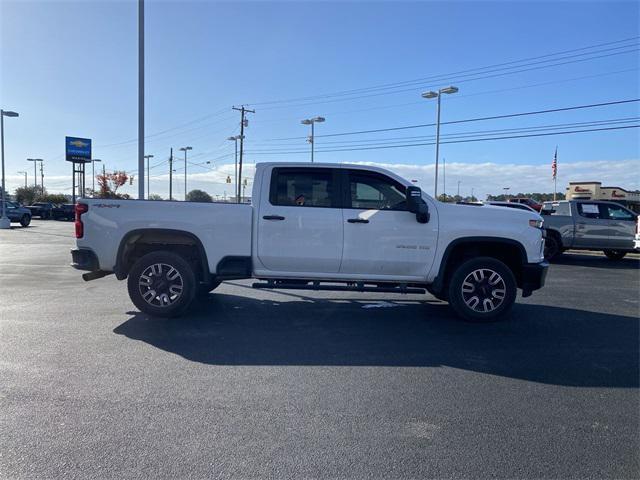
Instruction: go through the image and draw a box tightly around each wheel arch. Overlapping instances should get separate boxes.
[431,237,528,294]
[114,228,210,282]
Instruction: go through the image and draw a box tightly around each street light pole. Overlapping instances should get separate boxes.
[179,146,192,200]
[18,171,27,188]
[91,159,101,197]
[144,154,154,198]
[421,86,458,198]
[27,158,41,191]
[138,0,145,200]
[301,116,325,163]
[1,109,19,229]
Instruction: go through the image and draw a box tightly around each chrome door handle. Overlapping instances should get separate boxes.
[347,218,369,224]
[263,215,285,221]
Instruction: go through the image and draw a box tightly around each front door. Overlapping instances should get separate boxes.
[600,203,637,250]
[257,167,343,273]
[339,169,436,279]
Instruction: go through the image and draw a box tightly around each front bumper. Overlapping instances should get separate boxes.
[521,260,549,297]
[70,248,99,271]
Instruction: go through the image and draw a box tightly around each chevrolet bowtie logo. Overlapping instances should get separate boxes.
[69,140,89,148]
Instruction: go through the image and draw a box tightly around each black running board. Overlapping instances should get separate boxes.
[252,280,425,295]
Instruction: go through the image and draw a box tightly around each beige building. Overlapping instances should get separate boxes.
[565,181,640,213]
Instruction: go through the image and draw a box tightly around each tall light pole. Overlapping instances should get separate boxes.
[503,187,510,199]
[301,116,325,163]
[91,159,101,197]
[17,171,27,188]
[179,146,192,200]
[138,0,145,200]
[1,109,19,229]
[227,135,243,202]
[421,86,458,198]
[27,158,41,191]
[457,180,461,198]
[144,154,154,198]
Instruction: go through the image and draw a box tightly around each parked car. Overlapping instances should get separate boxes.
[486,201,538,213]
[541,200,639,260]
[71,162,548,323]
[508,197,542,212]
[26,202,54,219]
[52,203,75,221]
[0,201,31,227]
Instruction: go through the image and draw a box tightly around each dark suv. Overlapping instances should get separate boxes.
[52,204,76,221]
[26,202,54,219]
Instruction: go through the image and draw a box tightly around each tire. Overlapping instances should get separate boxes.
[197,279,222,298]
[447,257,517,323]
[20,215,31,227]
[127,251,196,317]
[603,250,627,260]
[544,233,562,261]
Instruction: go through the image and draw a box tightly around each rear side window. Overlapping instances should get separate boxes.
[346,170,407,210]
[270,168,336,208]
[577,203,603,219]
[549,202,570,216]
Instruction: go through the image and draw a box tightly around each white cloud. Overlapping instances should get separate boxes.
[3,159,639,199]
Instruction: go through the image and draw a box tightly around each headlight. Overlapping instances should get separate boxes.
[529,219,544,229]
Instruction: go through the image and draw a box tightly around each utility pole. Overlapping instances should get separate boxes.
[144,154,153,198]
[27,158,41,190]
[179,146,192,200]
[457,180,461,198]
[138,0,145,200]
[442,157,446,201]
[169,148,173,201]
[232,106,254,204]
[37,160,44,195]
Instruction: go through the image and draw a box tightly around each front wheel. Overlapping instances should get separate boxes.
[20,215,31,227]
[447,257,517,323]
[603,250,627,260]
[544,234,561,260]
[127,251,196,317]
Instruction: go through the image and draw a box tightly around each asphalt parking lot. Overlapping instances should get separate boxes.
[1,220,639,479]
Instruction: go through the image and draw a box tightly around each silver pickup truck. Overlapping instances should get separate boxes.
[541,200,639,260]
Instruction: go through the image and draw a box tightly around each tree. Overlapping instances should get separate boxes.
[37,193,69,204]
[186,189,213,203]
[96,171,129,198]
[13,185,40,205]
[148,193,164,201]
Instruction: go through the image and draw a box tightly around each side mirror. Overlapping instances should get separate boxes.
[406,186,429,223]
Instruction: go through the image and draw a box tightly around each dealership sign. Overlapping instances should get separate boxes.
[65,136,92,163]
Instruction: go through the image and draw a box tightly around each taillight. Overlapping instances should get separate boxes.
[75,203,88,238]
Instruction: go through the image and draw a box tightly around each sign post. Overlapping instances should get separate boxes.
[65,136,92,204]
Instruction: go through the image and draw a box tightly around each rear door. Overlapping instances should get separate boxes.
[339,169,436,279]
[256,167,343,273]
[572,202,609,248]
[600,203,637,249]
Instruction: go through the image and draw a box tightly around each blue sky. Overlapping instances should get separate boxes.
[1,0,639,198]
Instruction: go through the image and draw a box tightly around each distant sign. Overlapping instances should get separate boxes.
[65,136,92,163]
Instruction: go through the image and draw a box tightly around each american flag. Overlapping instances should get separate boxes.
[552,147,558,179]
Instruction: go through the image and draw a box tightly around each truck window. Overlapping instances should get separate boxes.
[602,204,636,221]
[270,168,335,208]
[549,202,570,216]
[576,203,602,219]
[347,170,406,210]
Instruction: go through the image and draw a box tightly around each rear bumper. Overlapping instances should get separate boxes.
[521,260,549,297]
[70,248,99,271]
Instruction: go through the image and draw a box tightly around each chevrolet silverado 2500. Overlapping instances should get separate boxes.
[71,163,548,322]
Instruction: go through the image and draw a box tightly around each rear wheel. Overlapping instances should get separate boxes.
[603,250,627,260]
[127,251,196,317]
[447,257,517,323]
[20,215,31,227]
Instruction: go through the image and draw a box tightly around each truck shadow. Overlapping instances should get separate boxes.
[552,253,640,270]
[113,294,638,388]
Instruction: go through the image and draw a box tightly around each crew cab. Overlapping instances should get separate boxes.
[71,163,548,322]
[26,202,54,219]
[541,200,639,260]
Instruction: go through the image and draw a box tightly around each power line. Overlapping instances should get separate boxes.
[245,124,639,155]
[247,36,639,106]
[262,98,640,141]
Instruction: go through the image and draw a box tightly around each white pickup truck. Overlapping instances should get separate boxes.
[71,162,548,322]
